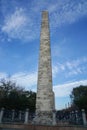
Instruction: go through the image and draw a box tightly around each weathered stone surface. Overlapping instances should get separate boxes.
[33,11,55,125]
[33,111,53,125]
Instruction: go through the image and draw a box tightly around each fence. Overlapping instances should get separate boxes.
[0,108,35,124]
[56,109,87,126]
[0,108,87,126]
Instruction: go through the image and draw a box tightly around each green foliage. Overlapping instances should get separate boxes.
[70,85,87,112]
[0,79,36,112]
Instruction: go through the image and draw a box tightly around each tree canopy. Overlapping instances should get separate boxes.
[70,85,87,112]
[0,79,36,112]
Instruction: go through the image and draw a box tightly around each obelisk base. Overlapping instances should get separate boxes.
[33,111,53,125]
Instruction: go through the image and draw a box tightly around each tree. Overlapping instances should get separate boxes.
[0,79,36,112]
[70,85,87,112]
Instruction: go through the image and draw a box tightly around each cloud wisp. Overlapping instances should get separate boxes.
[0,71,87,97]
[1,0,87,42]
[54,79,87,97]
[0,71,37,90]
[52,57,87,78]
[49,0,87,27]
[1,8,38,42]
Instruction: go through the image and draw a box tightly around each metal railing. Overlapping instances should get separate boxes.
[0,108,87,126]
[56,110,84,125]
[0,108,34,124]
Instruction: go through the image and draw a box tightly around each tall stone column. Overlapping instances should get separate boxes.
[33,11,55,125]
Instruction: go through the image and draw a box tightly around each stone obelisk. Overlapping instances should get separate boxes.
[34,11,55,125]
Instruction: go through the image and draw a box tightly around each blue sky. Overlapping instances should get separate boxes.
[0,0,87,110]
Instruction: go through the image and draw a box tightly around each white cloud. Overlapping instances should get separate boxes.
[1,0,87,42]
[66,59,82,69]
[2,8,28,41]
[67,68,82,77]
[48,3,58,13]
[11,72,37,89]
[52,65,59,77]
[0,71,37,90]
[0,71,87,98]
[2,8,26,33]
[1,8,39,42]
[32,0,87,28]
[0,72,7,79]
[49,0,87,27]
[54,79,87,97]
[52,57,87,78]
[65,57,87,77]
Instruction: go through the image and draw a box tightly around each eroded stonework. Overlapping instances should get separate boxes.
[33,11,55,125]
[33,111,53,125]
